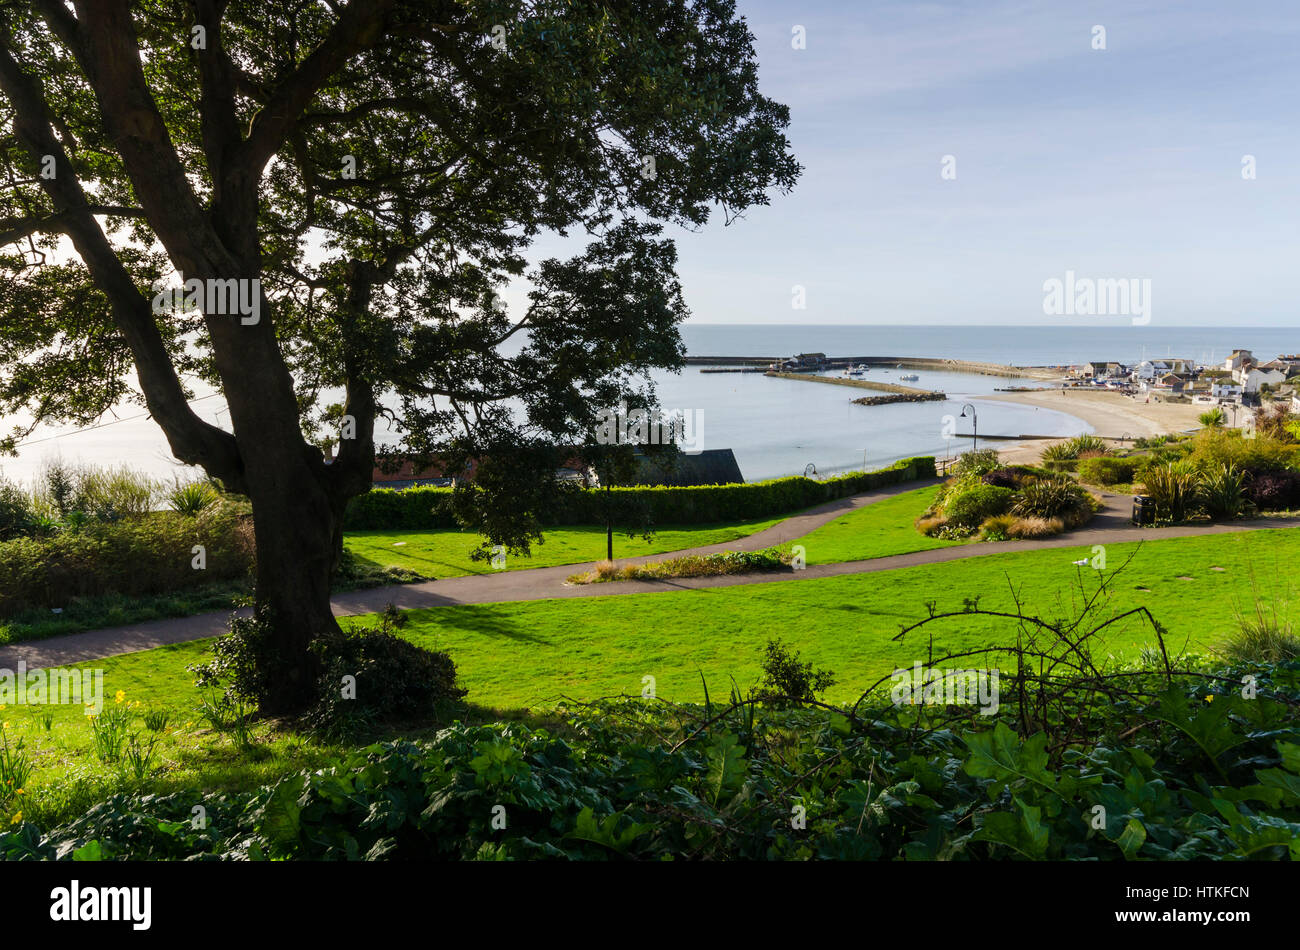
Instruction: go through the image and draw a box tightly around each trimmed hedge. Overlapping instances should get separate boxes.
[344,456,937,530]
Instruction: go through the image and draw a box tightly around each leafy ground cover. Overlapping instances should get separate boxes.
[5,658,1298,860]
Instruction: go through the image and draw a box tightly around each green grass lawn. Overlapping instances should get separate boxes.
[796,484,963,564]
[343,516,788,577]
[7,525,1295,827]
[391,526,1299,708]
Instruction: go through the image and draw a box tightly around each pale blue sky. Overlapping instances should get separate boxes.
[517,0,1300,326]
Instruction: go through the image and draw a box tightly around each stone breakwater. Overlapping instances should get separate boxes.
[764,371,935,397]
[851,392,947,407]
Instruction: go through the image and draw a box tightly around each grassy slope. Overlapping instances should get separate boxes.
[6,526,1293,823]
[343,516,787,577]
[394,527,1296,707]
[796,484,962,564]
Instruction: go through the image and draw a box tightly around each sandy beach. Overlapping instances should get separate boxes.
[977,388,1210,465]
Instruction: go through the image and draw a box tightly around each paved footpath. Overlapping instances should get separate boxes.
[4,479,1297,670]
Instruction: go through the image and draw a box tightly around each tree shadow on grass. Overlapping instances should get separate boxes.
[401,604,552,647]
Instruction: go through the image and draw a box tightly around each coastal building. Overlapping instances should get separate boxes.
[1258,357,1300,378]
[1131,360,1167,381]
[1083,360,1126,378]
[1156,373,1189,393]
[631,448,744,486]
[1211,380,1243,402]
[1223,349,1254,373]
[1238,366,1287,393]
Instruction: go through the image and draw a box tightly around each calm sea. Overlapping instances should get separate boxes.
[4,325,1294,485]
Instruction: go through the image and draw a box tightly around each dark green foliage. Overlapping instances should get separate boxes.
[1011,477,1092,523]
[0,503,254,614]
[944,484,1014,528]
[306,625,468,737]
[189,611,467,738]
[953,449,1002,478]
[758,638,836,705]
[6,658,1298,861]
[0,477,32,540]
[980,466,1036,489]
[1077,456,1139,486]
[343,457,937,530]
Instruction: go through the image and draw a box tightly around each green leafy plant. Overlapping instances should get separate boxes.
[167,481,218,516]
[1140,462,1199,522]
[944,484,1014,528]
[1199,407,1226,428]
[1199,464,1250,519]
[88,696,132,765]
[757,637,835,706]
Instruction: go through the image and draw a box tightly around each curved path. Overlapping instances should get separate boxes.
[5,479,1299,670]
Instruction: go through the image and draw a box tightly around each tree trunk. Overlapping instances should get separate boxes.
[244,456,344,716]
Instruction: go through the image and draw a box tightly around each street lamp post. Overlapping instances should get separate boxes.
[959,403,978,452]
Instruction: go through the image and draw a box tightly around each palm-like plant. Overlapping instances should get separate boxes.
[1198,407,1226,428]
[1199,463,1250,519]
[1140,462,1199,521]
[168,481,218,516]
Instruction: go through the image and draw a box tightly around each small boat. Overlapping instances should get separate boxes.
[899,373,919,382]
[848,364,866,377]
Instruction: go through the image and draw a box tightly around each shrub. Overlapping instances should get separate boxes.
[978,513,1018,540]
[943,484,1013,528]
[1078,456,1139,486]
[1186,429,1298,476]
[1043,435,1107,462]
[1245,469,1300,511]
[168,480,219,516]
[0,502,254,614]
[981,466,1035,489]
[1199,464,1250,519]
[1006,516,1064,539]
[1066,434,1108,456]
[34,462,160,521]
[1255,402,1297,443]
[307,624,468,736]
[0,478,33,541]
[915,514,948,536]
[1199,408,1226,428]
[1040,441,1077,462]
[952,449,1002,479]
[758,638,835,705]
[1139,462,1199,522]
[1010,477,1091,523]
[189,610,467,735]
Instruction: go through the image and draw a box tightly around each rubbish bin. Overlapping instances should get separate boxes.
[1132,495,1154,526]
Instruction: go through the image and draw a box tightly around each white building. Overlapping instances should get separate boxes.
[1237,367,1286,393]
[1211,380,1243,401]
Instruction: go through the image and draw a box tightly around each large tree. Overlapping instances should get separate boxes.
[0,0,797,712]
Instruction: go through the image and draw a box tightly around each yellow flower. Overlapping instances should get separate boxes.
[14,788,24,796]
[9,812,20,825]
[115,690,126,704]
[1206,694,1215,703]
